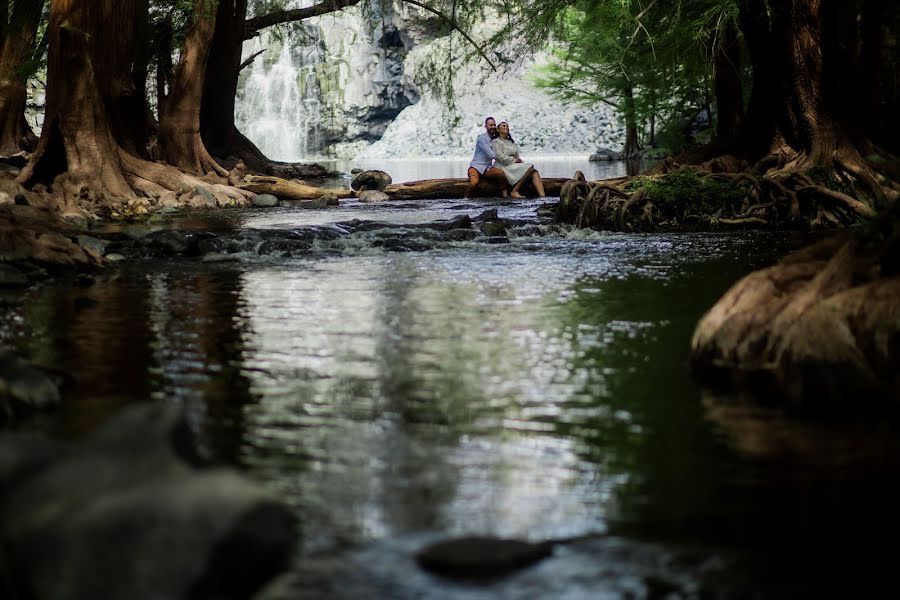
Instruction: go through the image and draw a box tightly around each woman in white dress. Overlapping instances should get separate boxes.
[491,122,547,198]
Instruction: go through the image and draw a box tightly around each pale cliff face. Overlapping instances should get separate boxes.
[236,3,625,160]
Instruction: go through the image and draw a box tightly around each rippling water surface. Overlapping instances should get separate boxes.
[3,196,897,598]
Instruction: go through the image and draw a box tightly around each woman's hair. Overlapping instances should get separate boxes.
[498,121,515,144]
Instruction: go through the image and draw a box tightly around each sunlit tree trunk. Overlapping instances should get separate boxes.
[0,0,45,154]
[158,0,226,176]
[20,0,135,197]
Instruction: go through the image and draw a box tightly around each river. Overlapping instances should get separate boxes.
[2,189,898,598]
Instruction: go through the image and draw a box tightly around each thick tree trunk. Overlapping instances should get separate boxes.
[158,0,226,176]
[201,0,246,159]
[0,0,44,154]
[108,0,154,158]
[739,0,888,208]
[19,1,133,198]
[713,21,744,142]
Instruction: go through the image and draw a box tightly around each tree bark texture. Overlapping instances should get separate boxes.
[0,0,45,154]
[738,0,889,207]
[20,0,134,198]
[158,0,226,176]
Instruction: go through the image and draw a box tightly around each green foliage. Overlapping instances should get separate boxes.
[629,170,747,213]
[511,0,742,153]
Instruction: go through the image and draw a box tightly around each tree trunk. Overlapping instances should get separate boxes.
[108,0,154,158]
[621,85,640,159]
[201,0,246,160]
[158,0,226,176]
[713,21,744,142]
[19,0,134,198]
[739,0,886,207]
[0,0,44,154]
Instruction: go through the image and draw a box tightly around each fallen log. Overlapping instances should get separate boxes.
[384,177,568,200]
[240,175,354,200]
[239,174,571,202]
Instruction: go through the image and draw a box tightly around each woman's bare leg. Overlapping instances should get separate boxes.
[510,167,535,198]
[531,171,546,197]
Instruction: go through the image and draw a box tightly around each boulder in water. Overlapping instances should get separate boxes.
[351,170,392,192]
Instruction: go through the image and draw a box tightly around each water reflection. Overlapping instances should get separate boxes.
[4,204,890,595]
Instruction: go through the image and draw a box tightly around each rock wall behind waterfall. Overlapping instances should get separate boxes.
[237,1,625,160]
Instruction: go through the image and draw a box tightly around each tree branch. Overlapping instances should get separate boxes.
[239,48,265,71]
[243,0,495,70]
[401,0,495,69]
[244,0,363,39]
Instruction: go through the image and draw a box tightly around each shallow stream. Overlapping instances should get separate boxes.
[3,192,898,598]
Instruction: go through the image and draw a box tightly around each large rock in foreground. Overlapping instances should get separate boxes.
[0,402,296,600]
[690,230,900,408]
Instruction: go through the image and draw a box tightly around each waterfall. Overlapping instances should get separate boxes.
[235,34,323,161]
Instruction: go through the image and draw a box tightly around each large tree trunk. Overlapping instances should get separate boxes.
[18,0,250,215]
[0,0,45,155]
[200,0,246,160]
[20,0,134,198]
[158,0,226,176]
[108,0,154,158]
[738,0,889,208]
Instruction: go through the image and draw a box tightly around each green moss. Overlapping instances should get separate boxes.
[628,170,747,214]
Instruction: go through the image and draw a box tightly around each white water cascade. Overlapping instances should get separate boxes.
[235,35,323,161]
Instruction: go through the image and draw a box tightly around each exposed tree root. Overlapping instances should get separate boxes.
[556,147,897,232]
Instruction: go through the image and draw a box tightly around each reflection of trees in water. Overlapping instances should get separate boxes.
[545,257,808,540]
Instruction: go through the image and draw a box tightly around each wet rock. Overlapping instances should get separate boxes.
[357,190,390,202]
[416,536,553,579]
[144,230,200,256]
[297,196,339,209]
[197,236,226,255]
[0,402,296,600]
[105,253,127,262]
[474,208,499,222]
[76,235,108,258]
[374,237,433,252]
[430,214,472,231]
[445,228,479,242]
[589,147,621,161]
[253,193,280,207]
[202,252,241,263]
[350,168,364,174]
[485,236,511,244]
[0,348,65,420]
[480,220,507,236]
[350,170,392,192]
[192,186,218,206]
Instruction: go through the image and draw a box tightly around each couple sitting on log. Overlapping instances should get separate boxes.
[464,116,546,199]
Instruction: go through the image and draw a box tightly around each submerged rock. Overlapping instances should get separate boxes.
[252,193,280,207]
[416,536,553,579]
[0,348,66,421]
[0,402,296,600]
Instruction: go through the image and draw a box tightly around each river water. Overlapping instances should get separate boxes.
[2,191,898,597]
